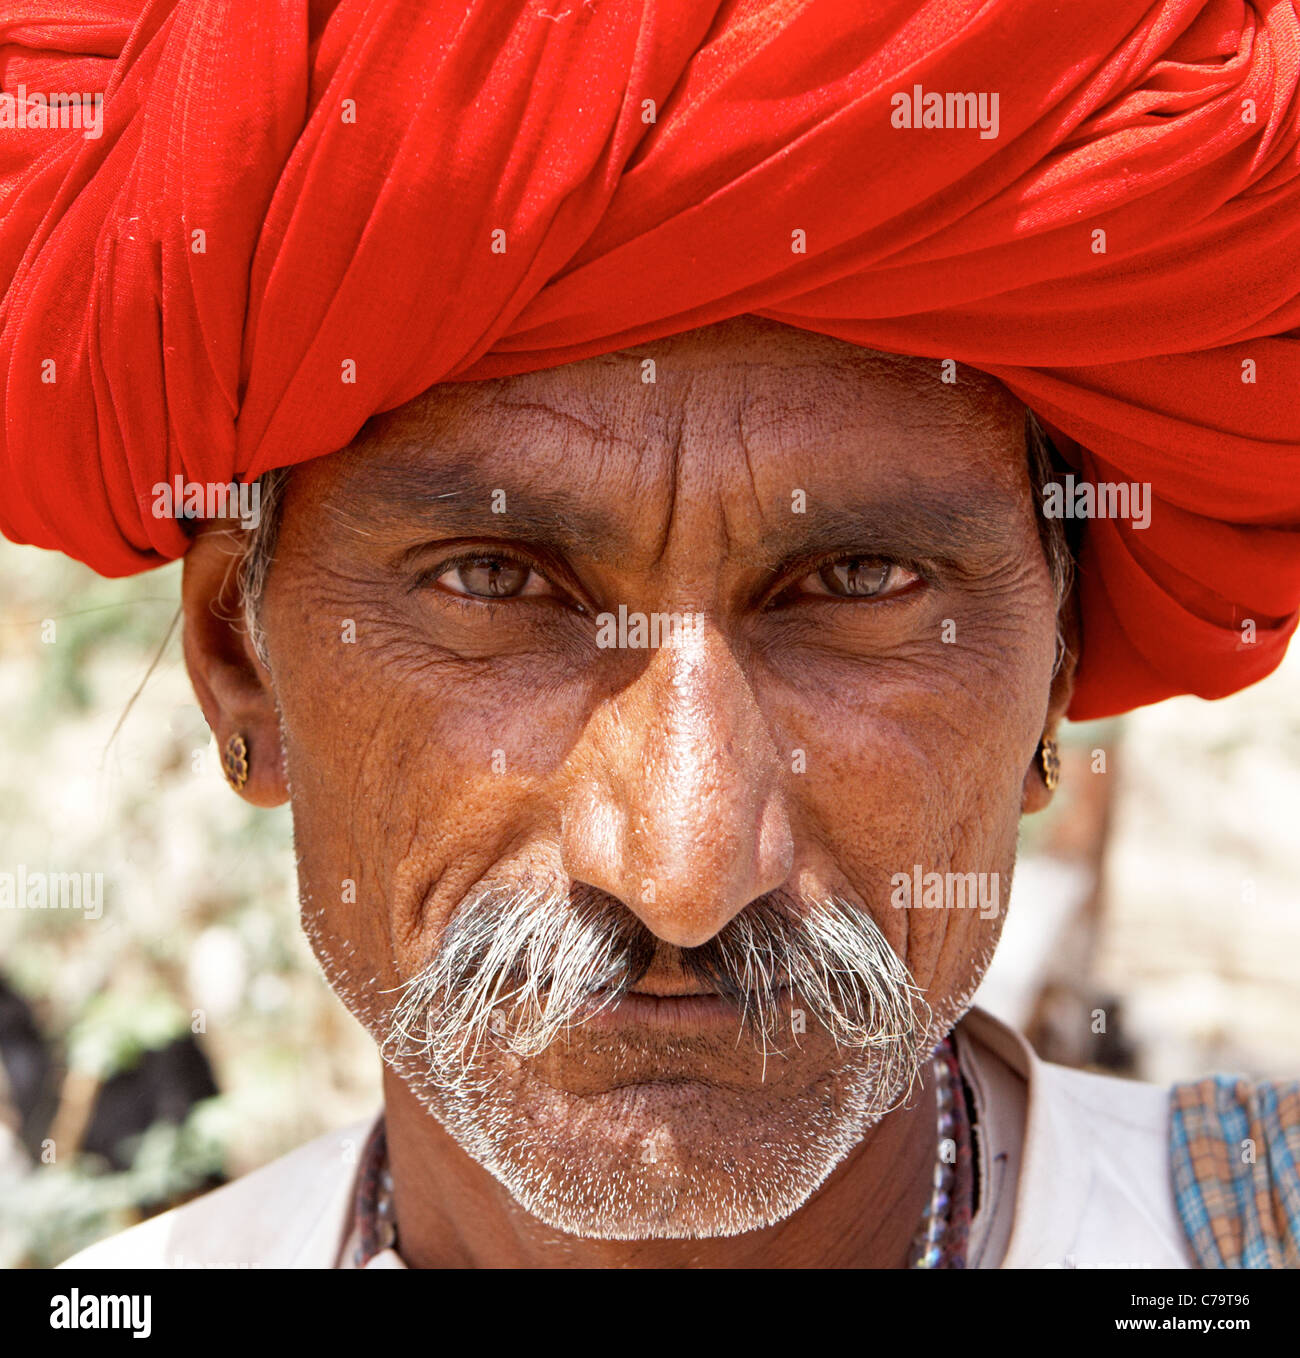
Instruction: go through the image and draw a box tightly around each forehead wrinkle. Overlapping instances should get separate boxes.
[487,394,639,454]
[491,374,693,565]
[642,373,692,568]
[716,361,768,562]
[737,369,1015,453]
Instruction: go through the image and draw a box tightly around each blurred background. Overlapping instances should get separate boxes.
[1,536,1298,1266]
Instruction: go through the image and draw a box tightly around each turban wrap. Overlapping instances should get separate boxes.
[1,0,1299,719]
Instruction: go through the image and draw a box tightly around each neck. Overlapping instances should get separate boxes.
[380,1061,940,1269]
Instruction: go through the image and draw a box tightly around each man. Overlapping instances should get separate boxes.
[68,320,1201,1267]
[1,1,1297,1267]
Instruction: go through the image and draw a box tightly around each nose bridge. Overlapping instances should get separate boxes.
[562,619,793,949]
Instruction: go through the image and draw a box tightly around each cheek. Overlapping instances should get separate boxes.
[269,612,599,980]
[767,624,1047,992]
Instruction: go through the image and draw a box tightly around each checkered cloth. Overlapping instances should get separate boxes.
[1171,1076,1300,1269]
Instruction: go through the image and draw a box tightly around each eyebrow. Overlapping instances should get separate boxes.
[760,487,1020,569]
[329,458,626,558]
[332,454,1024,570]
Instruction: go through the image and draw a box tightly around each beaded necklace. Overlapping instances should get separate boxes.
[907,1035,974,1268]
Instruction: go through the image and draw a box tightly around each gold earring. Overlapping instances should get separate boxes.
[223,733,249,792]
[1038,735,1061,792]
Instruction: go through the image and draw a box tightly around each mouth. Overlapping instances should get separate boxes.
[579,985,792,1035]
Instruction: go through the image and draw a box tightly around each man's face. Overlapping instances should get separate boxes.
[254,317,1061,1239]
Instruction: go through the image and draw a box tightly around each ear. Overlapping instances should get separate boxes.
[181,525,288,808]
[1021,590,1079,816]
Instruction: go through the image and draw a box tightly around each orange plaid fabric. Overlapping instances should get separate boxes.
[1170,1076,1300,1269]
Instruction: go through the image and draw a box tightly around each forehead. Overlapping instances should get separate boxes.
[319,317,1031,550]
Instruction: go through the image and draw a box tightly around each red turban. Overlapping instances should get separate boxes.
[1,0,1298,719]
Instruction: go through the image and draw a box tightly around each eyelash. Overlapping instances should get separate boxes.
[764,553,933,609]
[412,549,532,581]
[409,550,568,610]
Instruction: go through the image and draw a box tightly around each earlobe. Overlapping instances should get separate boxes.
[181,526,289,809]
[1021,734,1060,814]
[1022,593,1079,816]
[1038,735,1061,791]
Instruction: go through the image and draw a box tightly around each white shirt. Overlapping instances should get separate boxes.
[59,1006,1196,1269]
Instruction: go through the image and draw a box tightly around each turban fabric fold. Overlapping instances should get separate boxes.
[1,0,1299,718]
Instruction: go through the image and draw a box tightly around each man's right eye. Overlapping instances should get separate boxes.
[432,555,554,600]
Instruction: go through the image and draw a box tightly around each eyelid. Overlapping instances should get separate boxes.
[408,545,581,607]
[765,552,930,607]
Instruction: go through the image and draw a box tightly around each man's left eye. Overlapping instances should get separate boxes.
[798,558,920,600]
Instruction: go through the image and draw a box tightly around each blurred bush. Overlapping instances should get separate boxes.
[0,542,378,1266]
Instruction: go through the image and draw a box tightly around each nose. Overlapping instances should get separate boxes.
[561,620,793,949]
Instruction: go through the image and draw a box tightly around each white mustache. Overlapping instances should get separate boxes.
[384,884,930,1099]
